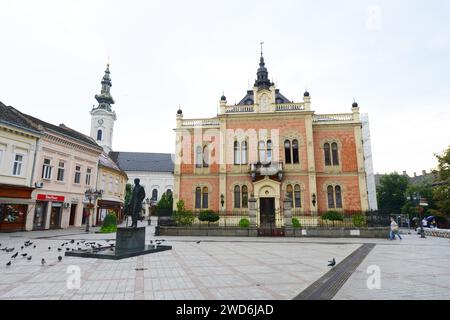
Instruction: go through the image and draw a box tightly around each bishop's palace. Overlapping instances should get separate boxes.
[173,52,377,230]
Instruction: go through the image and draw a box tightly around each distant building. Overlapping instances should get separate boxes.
[374,170,437,187]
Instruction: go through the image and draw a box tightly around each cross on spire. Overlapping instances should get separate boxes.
[260,41,264,57]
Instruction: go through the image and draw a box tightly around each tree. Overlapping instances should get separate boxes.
[401,183,435,217]
[124,183,133,208]
[376,173,409,214]
[433,145,450,215]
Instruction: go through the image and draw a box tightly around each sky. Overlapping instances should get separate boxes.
[1,0,449,175]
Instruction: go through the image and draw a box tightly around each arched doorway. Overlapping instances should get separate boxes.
[253,177,284,236]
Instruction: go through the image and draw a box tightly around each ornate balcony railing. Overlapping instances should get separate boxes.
[181,119,220,127]
[249,161,283,181]
[275,103,305,112]
[225,105,254,113]
[313,114,354,123]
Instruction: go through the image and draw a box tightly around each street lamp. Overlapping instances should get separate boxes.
[84,188,103,233]
[408,192,426,238]
[145,198,152,225]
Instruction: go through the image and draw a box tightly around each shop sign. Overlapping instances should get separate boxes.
[37,194,65,202]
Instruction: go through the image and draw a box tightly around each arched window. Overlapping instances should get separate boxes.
[324,143,331,166]
[234,186,241,208]
[284,140,292,164]
[332,143,339,165]
[195,187,202,209]
[242,186,248,208]
[327,185,335,208]
[294,184,301,208]
[203,145,209,168]
[286,184,293,206]
[267,140,273,162]
[335,186,342,208]
[292,139,299,164]
[196,146,202,168]
[166,189,172,197]
[152,189,158,201]
[241,141,248,165]
[234,141,240,165]
[258,141,266,162]
[202,187,209,208]
[97,129,103,141]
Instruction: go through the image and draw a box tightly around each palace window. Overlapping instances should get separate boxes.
[292,139,299,164]
[258,141,266,162]
[284,140,291,164]
[12,154,24,176]
[267,140,273,162]
[285,139,300,164]
[42,158,52,180]
[327,185,343,209]
[241,141,248,165]
[195,146,202,168]
[202,187,209,208]
[74,166,81,184]
[195,187,201,209]
[286,184,302,208]
[331,143,339,165]
[324,143,331,166]
[234,186,241,208]
[203,145,209,168]
[286,184,293,205]
[234,141,240,165]
[57,162,65,181]
[152,189,158,201]
[97,129,103,141]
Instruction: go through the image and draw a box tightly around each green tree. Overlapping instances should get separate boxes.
[376,173,409,214]
[402,183,436,217]
[156,192,173,211]
[124,183,133,208]
[433,146,450,215]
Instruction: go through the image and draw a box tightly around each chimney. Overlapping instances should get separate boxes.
[422,170,426,176]
[402,171,407,176]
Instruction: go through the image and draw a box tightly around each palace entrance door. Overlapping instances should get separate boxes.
[258,197,283,236]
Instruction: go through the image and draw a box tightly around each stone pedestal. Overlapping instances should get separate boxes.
[116,227,145,251]
[283,198,292,227]
[248,197,257,227]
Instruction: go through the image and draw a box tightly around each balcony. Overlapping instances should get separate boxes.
[249,161,283,182]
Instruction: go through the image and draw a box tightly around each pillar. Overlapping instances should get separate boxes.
[248,197,257,227]
[283,198,292,227]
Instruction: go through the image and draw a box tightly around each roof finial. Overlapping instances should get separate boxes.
[260,41,264,57]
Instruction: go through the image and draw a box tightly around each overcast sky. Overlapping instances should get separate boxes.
[1,0,449,175]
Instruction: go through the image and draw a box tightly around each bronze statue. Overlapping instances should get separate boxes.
[126,178,146,228]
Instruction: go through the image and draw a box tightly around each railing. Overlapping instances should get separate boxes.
[290,210,391,228]
[181,119,220,127]
[225,105,254,113]
[313,114,354,123]
[275,103,305,111]
[158,211,249,228]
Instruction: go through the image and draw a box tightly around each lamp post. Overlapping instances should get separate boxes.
[408,192,426,238]
[146,198,152,225]
[84,188,102,233]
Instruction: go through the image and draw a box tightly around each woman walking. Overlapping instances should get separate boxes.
[390,217,402,240]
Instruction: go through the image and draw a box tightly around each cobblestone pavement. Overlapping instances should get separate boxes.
[1,224,449,300]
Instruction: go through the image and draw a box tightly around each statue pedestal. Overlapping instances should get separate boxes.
[116,227,145,251]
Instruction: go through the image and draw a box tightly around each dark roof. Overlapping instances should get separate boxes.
[109,152,174,172]
[99,152,127,177]
[236,89,291,106]
[19,112,101,150]
[374,172,438,187]
[0,102,42,135]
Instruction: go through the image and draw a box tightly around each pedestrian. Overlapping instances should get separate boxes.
[390,217,402,240]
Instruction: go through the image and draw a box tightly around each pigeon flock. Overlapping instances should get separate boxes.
[2,237,168,267]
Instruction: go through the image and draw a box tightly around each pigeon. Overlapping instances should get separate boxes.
[58,256,62,262]
[61,243,65,247]
[66,248,70,251]
[21,246,24,250]
[48,247,51,250]
[11,252,18,259]
[41,258,46,265]
[27,256,32,261]
[21,253,27,257]
[77,242,80,245]
[70,240,75,244]
[196,241,201,244]
[328,258,336,267]
[33,245,36,249]
[6,261,11,266]
[57,248,62,252]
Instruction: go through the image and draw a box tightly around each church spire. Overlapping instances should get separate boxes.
[254,42,273,89]
[94,63,115,111]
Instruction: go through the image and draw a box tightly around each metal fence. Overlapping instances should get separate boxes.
[158,211,250,227]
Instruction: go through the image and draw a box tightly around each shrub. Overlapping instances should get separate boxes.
[176,200,186,213]
[292,218,301,228]
[322,211,344,221]
[352,214,367,227]
[157,192,173,210]
[239,218,250,228]
[173,210,194,226]
[101,213,117,233]
[198,210,220,224]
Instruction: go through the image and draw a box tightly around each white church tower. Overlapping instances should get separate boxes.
[90,64,116,154]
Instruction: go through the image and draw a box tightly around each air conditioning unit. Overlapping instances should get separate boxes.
[35,181,44,188]
[63,202,70,209]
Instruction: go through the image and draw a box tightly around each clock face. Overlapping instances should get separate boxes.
[98,119,104,125]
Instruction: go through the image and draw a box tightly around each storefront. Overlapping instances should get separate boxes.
[96,199,124,225]
[0,184,35,232]
[34,194,65,230]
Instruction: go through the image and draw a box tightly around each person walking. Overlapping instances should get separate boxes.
[390,217,402,240]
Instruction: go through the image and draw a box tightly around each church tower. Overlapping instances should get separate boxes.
[90,63,117,153]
